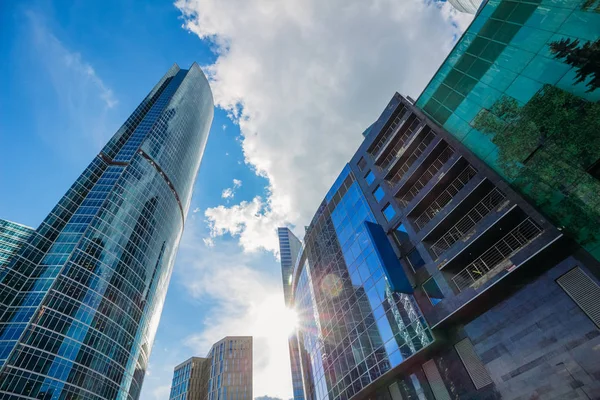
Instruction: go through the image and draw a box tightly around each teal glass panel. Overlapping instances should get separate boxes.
[525,6,570,31]
[443,114,472,141]
[463,129,497,160]
[493,22,521,44]
[467,81,502,109]
[559,11,600,41]
[507,3,538,25]
[495,45,536,75]
[453,97,482,125]
[491,1,518,21]
[557,69,600,102]
[480,64,519,92]
[521,55,571,85]
[510,25,554,53]
[505,75,544,104]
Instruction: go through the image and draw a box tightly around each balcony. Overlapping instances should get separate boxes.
[386,128,436,185]
[451,218,543,292]
[412,165,478,231]
[396,145,454,207]
[367,106,408,157]
[377,115,422,169]
[429,187,507,258]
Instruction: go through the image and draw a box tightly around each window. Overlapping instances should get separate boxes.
[373,186,385,202]
[365,171,376,185]
[406,248,425,271]
[423,277,444,305]
[382,204,396,221]
[357,157,367,171]
[587,158,600,181]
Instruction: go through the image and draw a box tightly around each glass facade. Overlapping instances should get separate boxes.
[417,0,600,260]
[447,0,485,14]
[277,228,305,400]
[207,336,252,400]
[0,63,214,399]
[169,357,210,400]
[291,170,432,400]
[0,219,34,269]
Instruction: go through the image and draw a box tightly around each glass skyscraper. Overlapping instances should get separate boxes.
[0,220,34,269]
[0,63,214,399]
[277,228,304,400]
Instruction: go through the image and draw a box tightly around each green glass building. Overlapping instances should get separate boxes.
[417,0,600,260]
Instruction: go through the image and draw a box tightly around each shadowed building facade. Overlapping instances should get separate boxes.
[281,4,600,395]
[0,63,214,399]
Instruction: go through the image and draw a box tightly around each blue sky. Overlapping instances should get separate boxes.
[0,0,471,398]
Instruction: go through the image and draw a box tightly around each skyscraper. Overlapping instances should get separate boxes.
[446,0,485,14]
[169,337,252,400]
[0,63,214,399]
[169,357,210,400]
[277,228,304,400]
[0,219,34,269]
[281,83,599,399]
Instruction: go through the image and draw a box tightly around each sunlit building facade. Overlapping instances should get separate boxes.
[278,228,305,400]
[0,63,214,399]
[283,28,600,397]
[207,336,252,400]
[169,357,210,400]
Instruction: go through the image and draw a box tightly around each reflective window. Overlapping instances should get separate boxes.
[382,204,396,221]
[358,157,367,171]
[406,248,425,271]
[373,186,385,202]
[365,171,376,185]
[423,277,444,305]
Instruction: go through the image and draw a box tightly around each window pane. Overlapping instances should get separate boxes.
[365,171,376,185]
[358,157,367,171]
[406,248,425,271]
[423,277,444,305]
[373,186,385,202]
[382,204,396,221]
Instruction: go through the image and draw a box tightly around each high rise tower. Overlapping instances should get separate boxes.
[277,228,304,400]
[0,63,214,399]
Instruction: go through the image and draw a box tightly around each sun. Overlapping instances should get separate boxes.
[252,296,299,340]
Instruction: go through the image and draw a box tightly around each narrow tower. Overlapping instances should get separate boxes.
[0,63,214,399]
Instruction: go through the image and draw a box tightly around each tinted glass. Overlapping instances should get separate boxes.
[423,277,444,305]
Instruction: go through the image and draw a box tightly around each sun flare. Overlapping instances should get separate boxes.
[252,295,299,340]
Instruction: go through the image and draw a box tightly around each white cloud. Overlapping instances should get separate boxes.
[176,0,472,253]
[221,178,243,199]
[193,207,201,213]
[202,237,215,247]
[223,124,228,130]
[175,223,293,398]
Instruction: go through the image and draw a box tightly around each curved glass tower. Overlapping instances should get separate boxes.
[0,63,214,399]
[447,0,483,14]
